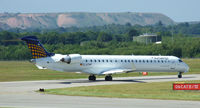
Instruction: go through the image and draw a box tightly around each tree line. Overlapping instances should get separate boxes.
[0,23,200,60]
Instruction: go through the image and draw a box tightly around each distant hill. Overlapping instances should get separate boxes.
[0,12,175,30]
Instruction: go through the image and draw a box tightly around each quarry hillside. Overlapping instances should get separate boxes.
[0,12,174,30]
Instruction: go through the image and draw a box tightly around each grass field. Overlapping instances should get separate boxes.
[45,80,200,101]
[0,58,199,82]
[0,61,88,82]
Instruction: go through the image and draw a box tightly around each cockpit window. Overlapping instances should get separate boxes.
[178,59,183,62]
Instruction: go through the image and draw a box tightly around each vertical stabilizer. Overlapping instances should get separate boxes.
[21,36,54,59]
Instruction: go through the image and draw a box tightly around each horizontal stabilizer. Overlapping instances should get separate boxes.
[36,65,47,69]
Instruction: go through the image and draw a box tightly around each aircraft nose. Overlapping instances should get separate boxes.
[184,63,189,72]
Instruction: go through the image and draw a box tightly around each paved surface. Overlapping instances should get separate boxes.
[0,74,200,108]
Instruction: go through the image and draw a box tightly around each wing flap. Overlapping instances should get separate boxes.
[101,69,135,75]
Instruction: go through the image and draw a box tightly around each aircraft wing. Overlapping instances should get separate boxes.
[101,69,135,75]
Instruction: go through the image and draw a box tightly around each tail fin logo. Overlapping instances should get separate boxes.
[21,36,54,59]
[27,42,47,59]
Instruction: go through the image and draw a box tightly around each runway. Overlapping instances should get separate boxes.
[0,74,200,108]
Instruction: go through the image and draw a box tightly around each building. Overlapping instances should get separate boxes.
[133,33,161,44]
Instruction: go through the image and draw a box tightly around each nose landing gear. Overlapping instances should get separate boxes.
[178,72,183,78]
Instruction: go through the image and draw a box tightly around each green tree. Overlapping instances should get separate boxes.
[128,28,139,41]
[97,32,112,42]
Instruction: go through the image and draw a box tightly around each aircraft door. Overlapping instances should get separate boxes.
[170,60,176,70]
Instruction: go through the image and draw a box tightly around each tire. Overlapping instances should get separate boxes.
[105,76,109,81]
[88,76,92,80]
[178,74,182,78]
[105,76,112,81]
[89,75,96,81]
[108,76,112,81]
[93,76,96,81]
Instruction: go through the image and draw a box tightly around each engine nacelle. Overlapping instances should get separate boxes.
[60,54,82,64]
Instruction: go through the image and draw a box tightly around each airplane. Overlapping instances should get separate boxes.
[21,36,189,81]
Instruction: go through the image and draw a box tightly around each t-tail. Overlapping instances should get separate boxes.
[21,36,54,59]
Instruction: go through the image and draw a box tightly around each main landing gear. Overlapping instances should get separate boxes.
[178,72,183,78]
[88,75,113,81]
[88,75,96,81]
[105,75,112,81]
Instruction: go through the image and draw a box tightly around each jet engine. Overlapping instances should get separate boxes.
[60,54,82,64]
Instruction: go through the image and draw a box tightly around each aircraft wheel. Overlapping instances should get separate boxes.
[105,75,112,81]
[178,72,182,78]
[88,75,96,81]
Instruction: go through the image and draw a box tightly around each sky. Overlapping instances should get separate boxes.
[0,0,200,22]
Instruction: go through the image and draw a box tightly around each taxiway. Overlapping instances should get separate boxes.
[0,74,200,108]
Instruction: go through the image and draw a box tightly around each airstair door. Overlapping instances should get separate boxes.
[170,60,176,70]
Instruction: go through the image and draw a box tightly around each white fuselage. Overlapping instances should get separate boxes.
[34,54,189,75]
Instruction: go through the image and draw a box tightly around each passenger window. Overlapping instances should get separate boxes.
[139,60,141,63]
[150,60,152,63]
[131,60,134,62]
[161,60,163,63]
[106,60,108,62]
[110,60,112,62]
[147,60,148,63]
[94,60,96,62]
[115,60,117,62]
[158,60,160,63]
[125,60,127,62]
[121,60,123,62]
[143,60,145,63]
[102,60,104,62]
[135,60,137,63]
[128,60,130,62]
[90,60,92,62]
[86,60,88,62]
